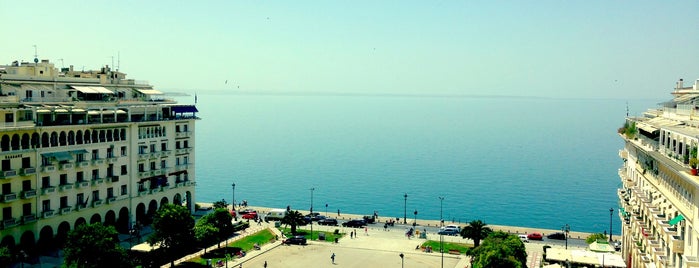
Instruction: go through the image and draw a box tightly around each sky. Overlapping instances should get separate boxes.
[2,1,698,99]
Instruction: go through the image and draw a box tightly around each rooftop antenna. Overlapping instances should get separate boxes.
[111,56,114,70]
[626,101,629,117]
[33,45,38,64]
[117,51,120,71]
[58,59,64,69]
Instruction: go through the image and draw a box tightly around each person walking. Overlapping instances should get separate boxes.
[263,261,267,268]
[337,209,340,216]
[331,252,336,264]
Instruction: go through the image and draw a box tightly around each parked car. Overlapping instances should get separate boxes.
[283,235,307,245]
[518,234,529,243]
[242,211,258,219]
[363,215,376,224]
[437,229,460,236]
[527,232,543,240]
[546,232,567,240]
[318,218,338,226]
[342,219,366,228]
[238,209,256,215]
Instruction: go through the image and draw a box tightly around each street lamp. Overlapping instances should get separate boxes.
[325,203,328,217]
[609,208,614,242]
[403,193,408,224]
[310,187,315,240]
[562,224,570,249]
[413,210,418,228]
[439,196,445,227]
[399,253,404,268]
[231,183,236,209]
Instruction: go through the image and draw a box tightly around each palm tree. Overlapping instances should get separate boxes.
[281,210,306,235]
[460,219,493,247]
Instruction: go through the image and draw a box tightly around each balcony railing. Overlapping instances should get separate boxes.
[42,165,56,172]
[59,184,73,191]
[22,214,36,223]
[75,181,89,188]
[92,178,104,185]
[1,193,17,202]
[78,161,90,167]
[20,167,35,175]
[2,218,17,228]
[21,189,36,199]
[92,199,103,207]
[106,196,117,204]
[60,207,72,214]
[1,170,17,178]
[61,163,74,170]
[671,235,684,254]
[41,186,56,195]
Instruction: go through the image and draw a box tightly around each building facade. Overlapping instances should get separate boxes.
[0,59,197,251]
[619,78,699,267]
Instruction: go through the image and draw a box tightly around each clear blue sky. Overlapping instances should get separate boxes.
[2,1,698,99]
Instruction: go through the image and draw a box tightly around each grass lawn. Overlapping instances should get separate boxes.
[278,226,344,243]
[421,240,472,255]
[182,228,276,266]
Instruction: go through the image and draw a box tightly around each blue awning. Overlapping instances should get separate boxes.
[42,152,74,162]
[669,214,685,225]
[171,106,198,113]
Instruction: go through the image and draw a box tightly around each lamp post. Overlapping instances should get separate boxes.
[413,210,418,228]
[325,203,328,217]
[562,224,570,249]
[310,187,315,240]
[609,208,614,242]
[439,196,444,227]
[403,193,408,224]
[399,253,404,268]
[231,183,236,209]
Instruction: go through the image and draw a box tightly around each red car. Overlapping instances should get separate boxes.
[527,232,543,240]
[242,211,258,219]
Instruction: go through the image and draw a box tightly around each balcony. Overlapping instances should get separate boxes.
[138,189,149,196]
[77,161,90,167]
[60,207,72,214]
[60,163,74,170]
[109,176,119,183]
[152,170,161,176]
[21,189,36,199]
[92,159,105,165]
[91,178,104,186]
[75,181,89,188]
[42,210,55,218]
[22,214,36,224]
[684,256,699,267]
[150,186,162,194]
[42,165,56,172]
[106,196,117,204]
[1,193,17,202]
[2,218,17,228]
[175,181,184,188]
[92,199,103,207]
[20,167,36,175]
[0,170,17,178]
[176,131,191,138]
[59,184,73,191]
[138,171,150,177]
[75,203,87,211]
[41,186,56,195]
[107,156,118,163]
[138,153,148,160]
[671,235,684,254]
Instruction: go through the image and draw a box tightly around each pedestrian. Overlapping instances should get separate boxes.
[331,252,336,264]
[264,261,267,268]
[337,209,340,216]
[350,231,353,239]
[364,227,368,236]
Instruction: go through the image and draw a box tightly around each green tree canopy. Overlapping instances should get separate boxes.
[460,219,493,247]
[469,231,527,268]
[63,222,131,268]
[213,199,229,209]
[148,203,195,266]
[586,233,609,244]
[281,210,306,235]
[194,221,219,253]
[197,208,234,248]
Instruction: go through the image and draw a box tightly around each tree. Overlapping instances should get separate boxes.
[197,208,234,248]
[586,233,608,244]
[469,231,527,268]
[0,246,10,266]
[194,222,218,254]
[280,210,306,235]
[460,219,493,247]
[148,203,195,267]
[63,222,131,267]
[212,199,229,209]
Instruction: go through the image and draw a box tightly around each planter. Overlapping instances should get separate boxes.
[692,168,698,176]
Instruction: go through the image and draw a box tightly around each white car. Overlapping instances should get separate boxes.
[518,234,529,243]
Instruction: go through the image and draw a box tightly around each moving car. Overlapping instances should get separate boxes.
[283,235,307,245]
[518,234,529,243]
[318,218,338,226]
[242,211,258,220]
[342,219,366,228]
[546,232,567,240]
[527,232,543,240]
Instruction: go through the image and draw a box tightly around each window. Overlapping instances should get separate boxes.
[60,196,68,208]
[92,169,99,180]
[107,187,114,198]
[42,176,50,188]
[139,145,147,154]
[183,140,189,148]
[92,149,99,160]
[176,141,180,149]
[22,180,30,191]
[76,153,85,162]
[121,165,127,175]
[150,162,156,170]
[138,163,144,172]
[21,157,30,168]
[121,185,127,195]
[77,193,84,206]
[42,200,51,212]
[176,158,180,166]
[1,183,10,194]
[183,124,188,132]
[92,190,99,201]
[5,113,13,123]
[2,207,10,220]
[1,159,10,171]
[107,147,114,158]
[183,156,188,165]
[161,142,167,151]
[161,160,166,169]
[61,174,69,185]
[107,165,114,177]
[176,125,180,132]
[22,203,31,216]
[121,146,127,156]
[150,144,156,153]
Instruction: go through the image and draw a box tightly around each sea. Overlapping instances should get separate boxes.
[181,92,660,235]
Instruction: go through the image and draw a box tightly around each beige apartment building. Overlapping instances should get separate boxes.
[619,78,699,267]
[0,59,197,252]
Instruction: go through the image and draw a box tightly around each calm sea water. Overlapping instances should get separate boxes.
[185,92,657,234]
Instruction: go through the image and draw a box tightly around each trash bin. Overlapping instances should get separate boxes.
[319,232,325,240]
